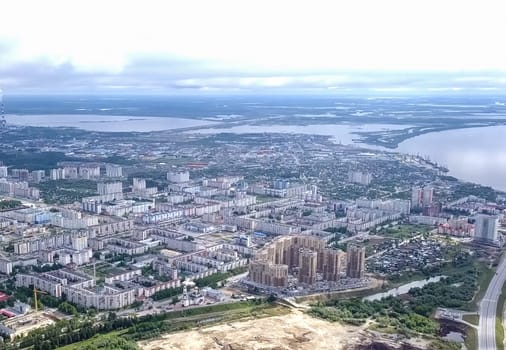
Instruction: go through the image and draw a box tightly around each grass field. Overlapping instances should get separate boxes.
[496,281,506,350]
[467,262,495,311]
[463,314,479,326]
[376,224,431,240]
[57,302,288,350]
[465,326,478,350]
[58,332,131,350]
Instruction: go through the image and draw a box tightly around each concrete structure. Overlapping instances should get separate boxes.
[412,186,433,208]
[474,214,499,244]
[248,261,289,287]
[167,171,190,183]
[50,168,65,180]
[105,164,123,178]
[298,249,317,284]
[87,218,134,236]
[348,171,372,186]
[63,167,78,179]
[0,166,7,178]
[322,248,346,282]
[97,182,123,195]
[31,170,45,183]
[249,235,347,288]
[133,178,146,191]
[356,198,411,215]
[15,269,136,310]
[79,165,100,179]
[0,179,40,200]
[346,246,365,278]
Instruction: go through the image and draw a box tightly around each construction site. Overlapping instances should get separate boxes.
[138,309,428,350]
[0,287,60,340]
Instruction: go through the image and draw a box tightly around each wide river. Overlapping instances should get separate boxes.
[396,126,506,192]
[4,114,214,132]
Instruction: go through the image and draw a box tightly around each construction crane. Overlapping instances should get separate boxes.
[33,287,47,313]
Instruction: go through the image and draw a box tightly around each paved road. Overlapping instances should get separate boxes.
[479,258,506,350]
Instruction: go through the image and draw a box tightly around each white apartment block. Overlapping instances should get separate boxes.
[64,167,78,179]
[355,199,411,215]
[105,164,123,178]
[79,166,100,179]
[0,179,40,200]
[31,170,45,183]
[16,270,136,310]
[348,171,373,186]
[50,168,65,180]
[0,166,8,178]
[133,178,146,190]
[474,214,499,243]
[87,219,134,237]
[167,171,190,183]
[97,182,123,195]
[141,209,184,224]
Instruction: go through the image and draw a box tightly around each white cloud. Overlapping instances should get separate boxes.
[1,0,506,92]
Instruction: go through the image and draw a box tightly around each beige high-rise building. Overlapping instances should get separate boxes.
[248,261,288,287]
[322,249,345,282]
[298,249,317,285]
[248,235,366,288]
[346,246,365,278]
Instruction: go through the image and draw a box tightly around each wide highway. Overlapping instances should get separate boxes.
[479,258,506,350]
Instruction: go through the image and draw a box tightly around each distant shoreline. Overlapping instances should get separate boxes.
[5,113,506,149]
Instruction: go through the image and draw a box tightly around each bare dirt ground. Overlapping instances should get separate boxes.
[138,310,360,350]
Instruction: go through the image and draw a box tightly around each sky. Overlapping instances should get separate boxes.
[1,0,506,94]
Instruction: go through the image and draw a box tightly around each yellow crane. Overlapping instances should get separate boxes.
[33,287,47,312]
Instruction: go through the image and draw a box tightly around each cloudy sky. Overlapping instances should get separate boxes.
[1,0,506,94]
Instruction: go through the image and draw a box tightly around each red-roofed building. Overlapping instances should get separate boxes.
[0,292,10,302]
[0,309,16,318]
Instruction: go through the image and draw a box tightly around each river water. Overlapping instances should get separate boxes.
[396,125,506,192]
[4,114,214,132]
[363,276,444,302]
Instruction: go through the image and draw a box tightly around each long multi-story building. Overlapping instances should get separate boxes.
[348,171,372,186]
[105,164,123,178]
[167,171,190,183]
[97,182,123,195]
[79,166,100,179]
[87,218,134,237]
[15,269,136,310]
[0,179,40,200]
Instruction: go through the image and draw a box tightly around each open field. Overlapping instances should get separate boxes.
[465,326,478,350]
[138,310,358,350]
[469,262,495,311]
[463,314,479,326]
